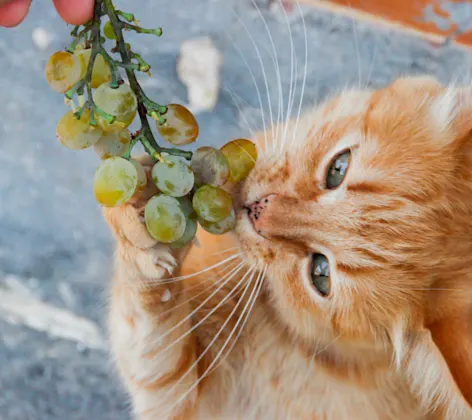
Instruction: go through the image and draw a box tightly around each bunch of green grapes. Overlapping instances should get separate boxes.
[45,3,257,249]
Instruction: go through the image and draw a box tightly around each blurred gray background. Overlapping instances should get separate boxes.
[1,0,472,418]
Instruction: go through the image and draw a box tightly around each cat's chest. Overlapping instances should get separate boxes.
[198,304,426,420]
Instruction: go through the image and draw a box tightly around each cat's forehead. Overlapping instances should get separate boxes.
[287,80,462,165]
[266,88,375,183]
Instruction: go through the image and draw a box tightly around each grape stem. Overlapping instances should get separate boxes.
[67,0,193,161]
[67,22,93,53]
[122,23,163,37]
[65,0,115,126]
[102,0,192,160]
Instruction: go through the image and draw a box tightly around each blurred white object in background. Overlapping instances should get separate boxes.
[32,27,53,51]
[177,37,223,114]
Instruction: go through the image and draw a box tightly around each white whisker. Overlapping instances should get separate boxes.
[223,85,257,137]
[250,0,284,153]
[223,27,269,151]
[290,0,308,150]
[279,0,297,153]
[208,264,268,375]
[146,262,246,351]
[365,35,378,88]
[155,259,242,320]
[349,8,362,88]
[164,265,263,415]
[230,11,275,149]
[141,253,241,286]
[207,247,241,257]
[314,333,342,358]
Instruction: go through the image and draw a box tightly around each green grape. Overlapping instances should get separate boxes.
[170,216,197,249]
[177,196,197,218]
[45,51,82,93]
[56,110,103,150]
[93,83,137,130]
[192,185,233,222]
[157,104,199,145]
[93,157,138,207]
[151,155,194,197]
[220,139,258,183]
[93,128,131,159]
[191,147,230,187]
[199,209,235,235]
[76,49,111,89]
[144,195,186,243]
[129,159,147,191]
[104,21,117,40]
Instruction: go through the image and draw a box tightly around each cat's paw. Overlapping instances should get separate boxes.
[103,154,159,250]
[103,155,192,279]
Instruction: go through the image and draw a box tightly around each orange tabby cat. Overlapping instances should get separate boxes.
[103,76,472,420]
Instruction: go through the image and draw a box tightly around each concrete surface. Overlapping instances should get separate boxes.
[1,0,472,418]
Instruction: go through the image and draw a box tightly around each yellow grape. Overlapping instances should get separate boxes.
[144,195,186,243]
[192,185,233,223]
[93,128,131,159]
[199,209,235,235]
[93,157,138,207]
[191,147,229,187]
[56,110,103,150]
[220,139,258,183]
[76,49,111,89]
[157,104,199,145]
[93,83,137,130]
[45,51,82,93]
[104,21,117,40]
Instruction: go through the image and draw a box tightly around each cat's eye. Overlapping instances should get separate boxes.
[326,150,351,189]
[310,254,331,297]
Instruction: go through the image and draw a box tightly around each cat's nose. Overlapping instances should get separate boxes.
[247,195,276,230]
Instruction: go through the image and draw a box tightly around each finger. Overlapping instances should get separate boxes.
[0,0,32,28]
[52,0,94,25]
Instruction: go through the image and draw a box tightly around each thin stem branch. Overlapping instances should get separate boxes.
[130,52,150,72]
[103,0,192,160]
[98,46,121,88]
[66,0,115,126]
[123,23,163,36]
[65,0,192,160]
[67,22,93,53]
[116,10,135,23]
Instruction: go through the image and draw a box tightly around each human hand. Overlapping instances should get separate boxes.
[0,0,94,28]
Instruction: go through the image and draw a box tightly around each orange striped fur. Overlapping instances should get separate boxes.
[104,76,472,419]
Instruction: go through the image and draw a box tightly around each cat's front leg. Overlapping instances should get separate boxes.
[103,155,199,420]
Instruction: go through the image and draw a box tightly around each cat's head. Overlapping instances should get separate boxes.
[235,76,472,417]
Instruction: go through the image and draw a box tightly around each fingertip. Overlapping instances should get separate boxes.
[0,0,32,28]
[52,0,94,26]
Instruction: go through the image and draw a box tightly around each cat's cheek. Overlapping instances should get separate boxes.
[233,210,261,257]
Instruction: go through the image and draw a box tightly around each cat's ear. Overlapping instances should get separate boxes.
[430,86,472,140]
[401,316,472,418]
